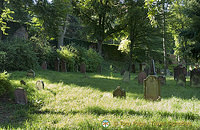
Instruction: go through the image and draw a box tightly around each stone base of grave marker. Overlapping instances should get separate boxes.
[144,75,161,101]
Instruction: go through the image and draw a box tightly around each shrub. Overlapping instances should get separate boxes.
[0,38,39,71]
[57,44,103,72]
[0,71,12,97]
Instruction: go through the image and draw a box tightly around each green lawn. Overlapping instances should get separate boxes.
[0,70,200,129]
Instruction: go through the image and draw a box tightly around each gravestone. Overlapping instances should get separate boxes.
[26,69,35,78]
[61,60,67,72]
[174,65,187,80]
[144,66,150,76]
[55,58,60,71]
[132,64,136,73]
[13,26,28,40]
[36,80,44,90]
[158,75,166,85]
[41,61,47,70]
[177,74,186,86]
[80,63,86,73]
[144,75,161,101]
[120,69,125,76]
[123,71,130,82]
[14,88,28,105]
[138,72,147,84]
[113,86,126,98]
[190,68,200,87]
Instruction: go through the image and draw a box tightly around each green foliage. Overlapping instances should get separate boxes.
[57,45,103,72]
[0,71,11,97]
[0,38,38,71]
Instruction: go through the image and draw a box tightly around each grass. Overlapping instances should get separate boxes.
[0,70,200,129]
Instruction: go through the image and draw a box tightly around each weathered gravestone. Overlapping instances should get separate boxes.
[80,63,86,73]
[54,58,60,72]
[158,75,166,85]
[13,26,28,40]
[14,88,28,105]
[113,86,126,98]
[123,71,130,82]
[144,66,150,76]
[138,72,147,84]
[26,69,35,78]
[60,60,67,72]
[41,61,47,70]
[190,69,200,87]
[144,76,161,101]
[174,65,186,86]
[36,80,44,90]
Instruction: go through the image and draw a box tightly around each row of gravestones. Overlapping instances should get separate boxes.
[114,75,161,101]
[42,58,102,74]
[15,79,44,105]
[17,75,161,105]
[174,64,200,87]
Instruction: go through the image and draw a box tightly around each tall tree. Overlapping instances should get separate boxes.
[72,0,123,55]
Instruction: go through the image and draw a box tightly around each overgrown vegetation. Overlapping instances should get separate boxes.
[0,71,12,97]
[0,70,200,129]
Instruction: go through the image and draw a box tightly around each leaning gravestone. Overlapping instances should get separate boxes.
[14,88,28,105]
[80,63,86,73]
[26,69,35,78]
[36,80,44,90]
[158,75,166,85]
[144,75,161,101]
[190,68,200,87]
[41,61,47,70]
[123,71,130,82]
[113,86,126,98]
[138,72,147,84]
[61,60,67,72]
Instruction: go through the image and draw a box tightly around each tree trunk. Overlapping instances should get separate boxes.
[58,16,68,49]
[162,0,167,75]
[97,40,103,55]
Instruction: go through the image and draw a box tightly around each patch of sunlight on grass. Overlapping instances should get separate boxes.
[91,74,121,80]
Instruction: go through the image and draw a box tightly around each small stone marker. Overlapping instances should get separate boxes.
[80,63,86,73]
[190,68,200,87]
[158,75,166,85]
[123,71,130,82]
[26,69,35,78]
[138,72,147,84]
[36,80,44,90]
[41,61,47,70]
[177,74,186,86]
[55,57,60,72]
[144,75,161,101]
[14,88,28,105]
[113,86,126,98]
[61,60,67,72]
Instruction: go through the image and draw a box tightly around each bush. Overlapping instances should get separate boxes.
[0,38,39,71]
[57,44,103,72]
[0,71,12,97]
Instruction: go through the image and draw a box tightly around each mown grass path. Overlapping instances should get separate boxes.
[0,70,200,129]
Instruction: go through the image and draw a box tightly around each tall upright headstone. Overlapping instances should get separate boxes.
[123,71,130,82]
[174,64,187,86]
[144,75,161,101]
[41,61,47,70]
[80,62,86,73]
[61,60,67,72]
[190,68,200,87]
[138,72,147,84]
